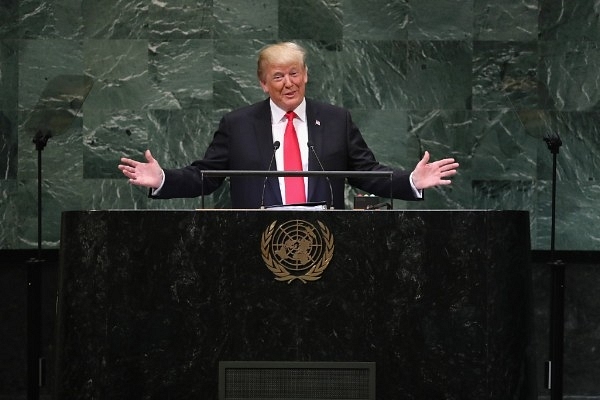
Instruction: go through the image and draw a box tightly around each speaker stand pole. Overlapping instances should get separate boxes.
[544,133,564,400]
[27,130,51,400]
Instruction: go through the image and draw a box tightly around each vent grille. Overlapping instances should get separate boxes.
[219,361,375,400]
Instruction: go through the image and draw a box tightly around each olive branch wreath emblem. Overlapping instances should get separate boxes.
[261,220,335,283]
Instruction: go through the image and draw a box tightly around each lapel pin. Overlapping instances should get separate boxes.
[315,120,320,126]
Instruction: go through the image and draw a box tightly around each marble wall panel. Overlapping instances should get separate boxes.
[539,41,600,111]
[297,40,342,106]
[342,0,408,40]
[0,1,19,38]
[408,0,473,40]
[472,41,539,110]
[279,0,342,41]
[82,0,148,39]
[351,109,409,169]
[535,181,600,250]
[147,0,213,40]
[474,0,538,41]
[213,39,267,112]
[0,180,20,248]
[406,41,473,110]
[341,40,408,110]
[148,39,214,109]
[0,108,18,180]
[17,39,84,110]
[0,0,598,251]
[214,0,278,39]
[539,0,600,41]
[18,0,81,39]
[0,40,18,110]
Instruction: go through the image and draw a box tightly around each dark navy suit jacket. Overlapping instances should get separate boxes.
[153,98,419,209]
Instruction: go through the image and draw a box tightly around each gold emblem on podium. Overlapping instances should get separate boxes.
[261,220,334,283]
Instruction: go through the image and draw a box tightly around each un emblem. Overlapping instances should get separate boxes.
[261,219,334,283]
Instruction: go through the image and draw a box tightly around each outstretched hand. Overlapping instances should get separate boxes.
[118,150,164,189]
[411,151,459,190]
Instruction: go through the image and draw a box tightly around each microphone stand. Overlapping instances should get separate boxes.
[23,75,93,400]
[544,133,564,400]
[27,130,52,400]
[33,130,51,257]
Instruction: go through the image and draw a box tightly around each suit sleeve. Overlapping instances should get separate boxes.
[343,110,420,201]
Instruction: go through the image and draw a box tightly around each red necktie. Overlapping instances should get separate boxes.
[283,111,306,204]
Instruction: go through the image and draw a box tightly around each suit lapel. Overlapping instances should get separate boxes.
[253,99,275,164]
[253,98,282,205]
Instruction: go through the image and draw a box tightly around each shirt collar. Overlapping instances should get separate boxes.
[269,98,307,123]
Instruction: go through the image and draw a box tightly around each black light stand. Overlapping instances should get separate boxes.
[27,129,52,400]
[23,74,94,400]
[543,133,564,400]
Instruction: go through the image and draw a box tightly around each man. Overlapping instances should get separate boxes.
[119,42,459,209]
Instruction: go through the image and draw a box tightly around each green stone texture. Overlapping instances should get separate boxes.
[0,0,599,250]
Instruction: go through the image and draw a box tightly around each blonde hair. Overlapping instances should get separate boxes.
[257,42,307,82]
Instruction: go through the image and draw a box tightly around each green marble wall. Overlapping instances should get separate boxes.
[0,0,598,250]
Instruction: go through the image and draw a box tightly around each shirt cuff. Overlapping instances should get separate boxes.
[150,169,166,196]
[409,172,423,199]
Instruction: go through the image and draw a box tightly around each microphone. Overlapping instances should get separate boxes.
[260,141,280,209]
[307,142,333,209]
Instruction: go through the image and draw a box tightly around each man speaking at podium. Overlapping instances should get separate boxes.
[119,42,459,209]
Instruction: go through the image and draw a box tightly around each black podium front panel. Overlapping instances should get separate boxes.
[55,210,534,399]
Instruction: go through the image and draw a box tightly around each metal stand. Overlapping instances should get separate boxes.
[23,75,93,400]
[27,130,51,400]
[544,133,564,400]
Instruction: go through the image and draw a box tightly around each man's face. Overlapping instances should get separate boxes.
[259,62,308,111]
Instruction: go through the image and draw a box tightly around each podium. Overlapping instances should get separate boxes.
[55,210,534,399]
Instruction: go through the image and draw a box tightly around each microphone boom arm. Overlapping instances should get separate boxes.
[308,143,334,209]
